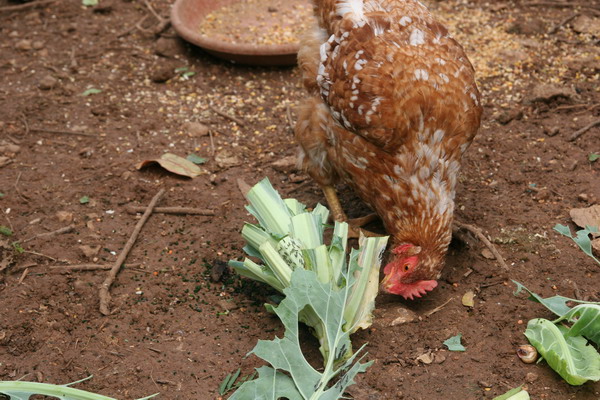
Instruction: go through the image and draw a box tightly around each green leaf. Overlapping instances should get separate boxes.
[229,366,303,400]
[231,269,372,399]
[0,380,158,400]
[0,193,5,198]
[82,0,99,5]
[79,196,90,204]
[443,334,466,351]
[555,304,600,346]
[589,153,600,162]
[186,154,207,164]
[512,280,600,317]
[493,386,530,400]
[553,224,600,266]
[0,226,12,237]
[525,318,600,385]
[182,71,195,77]
[81,88,102,96]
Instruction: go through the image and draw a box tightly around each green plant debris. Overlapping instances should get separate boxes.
[229,269,373,400]
[0,226,12,237]
[229,178,388,363]
[493,386,529,400]
[553,224,600,266]
[512,280,600,317]
[81,88,102,96]
[514,281,600,386]
[186,154,207,164]
[79,196,90,204]
[525,319,600,385]
[0,378,158,400]
[589,153,599,162]
[443,334,466,352]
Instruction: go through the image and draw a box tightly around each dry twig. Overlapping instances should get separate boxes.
[454,221,509,271]
[17,268,29,284]
[30,127,98,137]
[23,224,74,243]
[51,263,142,271]
[549,13,580,34]
[126,205,215,216]
[99,189,165,315]
[14,171,30,203]
[210,105,246,127]
[424,297,453,317]
[568,119,600,142]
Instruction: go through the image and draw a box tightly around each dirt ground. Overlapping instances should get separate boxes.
[0,0,599,399]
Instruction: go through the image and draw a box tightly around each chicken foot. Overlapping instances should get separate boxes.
[322,185,378,238]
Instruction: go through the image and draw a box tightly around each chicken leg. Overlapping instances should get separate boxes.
[322,185,378,238]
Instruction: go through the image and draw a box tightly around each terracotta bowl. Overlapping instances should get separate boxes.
[171,0,300,66]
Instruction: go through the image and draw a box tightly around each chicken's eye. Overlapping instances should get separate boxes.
[403,263,410,271]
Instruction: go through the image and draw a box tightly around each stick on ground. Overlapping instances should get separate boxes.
[568,119,600,142]
[209,105,246,127]
[23,224,74,243]
[454,221,509,271]
[125,205,215,216]
[99,189,165,315]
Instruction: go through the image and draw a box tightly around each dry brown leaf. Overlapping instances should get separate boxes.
[0,240,14,272]
[462,290,475,307]
[416,351,434,364]
[136,153,205,178]
[569,205,600,238]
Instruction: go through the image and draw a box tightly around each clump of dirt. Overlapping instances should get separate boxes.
[0,0,599,399]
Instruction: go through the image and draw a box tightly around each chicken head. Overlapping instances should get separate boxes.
[380,244,438,300]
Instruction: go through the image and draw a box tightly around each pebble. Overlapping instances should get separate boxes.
[183,121,210,137]
[271,155,297,173]
[32,40,45,50]
[15,39,32,51]
[38,75,58,90]
[543,127,560,137]
[525,372,539,383]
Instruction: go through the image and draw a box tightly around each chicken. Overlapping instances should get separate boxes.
[295,0,482,299]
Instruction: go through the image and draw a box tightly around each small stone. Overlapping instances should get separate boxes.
[150,63,177,83]
[121,171,133,180]
[38,75,58,90]
[183,121,209,137]
[154,37,186,58]
[478,381,492,389]
[15,39,32,51]
[506,18,546,35]
[577,193,589,202]
[433,353,446,364]
[571,15,600,37]
[79,245,101,259]
[496,109,523,125]
[525,84,577,104]
[481,248,495,259]
[271,155,297,173]
[567,160,578,171]
[32,40,45,50]
[525,372,539,383]
[543,127,560,137]
[390,308,418,326]
[56,211,74,223]
[215,150,241,169]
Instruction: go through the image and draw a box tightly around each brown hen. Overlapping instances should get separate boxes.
[295,0,482,299]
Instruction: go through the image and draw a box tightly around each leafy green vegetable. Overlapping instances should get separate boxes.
[0,379,157,400]
[443,334,466,352]
[553,224,600,266]
[79,196,90,204]
[229,178,388,363]
[493,386,529,400]
[0,226,12,237]
[229,269,373,400]
[512,280,599,317]
[555,304,600,346]
[524,318,600,385]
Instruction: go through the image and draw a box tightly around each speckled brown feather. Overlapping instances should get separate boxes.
[296,0,482,280]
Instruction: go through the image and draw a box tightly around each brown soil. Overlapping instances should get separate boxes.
[0,0,599,399]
